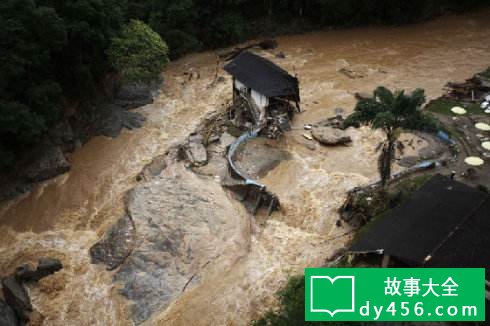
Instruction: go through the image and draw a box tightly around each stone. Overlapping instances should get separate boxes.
[1,276,32,324]
[219,132,236,149]
[23,142,70,182]
[90,215,137,271]
[397,156,419,168]
[112,165,249,323]
[16,258,62,282]
[276,52,286,59]
[0,300,19,326]
[233,138,290,179]
[113,83,153,110]
[185,141,208,166]
[311,127,352,146]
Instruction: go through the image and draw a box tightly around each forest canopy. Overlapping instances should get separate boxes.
[0,0,488,170]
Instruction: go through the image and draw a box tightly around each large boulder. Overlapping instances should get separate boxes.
[233,138,290,179]
[312,127,352,146]
[113,165,249,323]
[90,215,137,271]
[1,276,31,324]
[0,300,19,326]
[23,142,70,182]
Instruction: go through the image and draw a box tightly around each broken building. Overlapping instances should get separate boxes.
[224,51,300,138]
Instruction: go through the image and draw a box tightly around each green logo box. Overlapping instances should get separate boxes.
[305,268,485,322]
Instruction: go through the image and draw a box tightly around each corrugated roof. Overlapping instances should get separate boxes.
[224,51,300,101]
[350,174,490,276]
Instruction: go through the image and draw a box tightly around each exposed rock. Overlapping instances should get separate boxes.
[16,258,63,282]
[114,165,249,324]
[185,141,208,166]
[113,83,154,110]
[90,215,137,271]
[23,142,70,182]
[311,127,352,146]
[90,104,146,139]
[1,276,32,324]
[138,155,168,181]
[234,138,290,179]
[219,132,236,149]
[0,300,19,326]
[397,156,419,168]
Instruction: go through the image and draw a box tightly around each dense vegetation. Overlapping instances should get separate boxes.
[252,275,364,326]
[1,0,488,171]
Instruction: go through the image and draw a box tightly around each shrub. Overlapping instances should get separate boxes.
[107,20,170,83]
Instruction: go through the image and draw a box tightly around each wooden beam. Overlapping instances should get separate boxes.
[381,254,391,268]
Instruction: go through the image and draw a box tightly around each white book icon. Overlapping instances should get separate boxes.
[310,276,356,317]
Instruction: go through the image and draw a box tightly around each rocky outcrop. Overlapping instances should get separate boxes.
[15,258,63,282]
[311,127,352,146]
[1,258,63,325]
[233,138,290,179]
[0,300,18,326]
[1,276,32,324]
[22,142,70,182]
[111,166,249,324]
[89,215,137,271]
[113,83,154,110]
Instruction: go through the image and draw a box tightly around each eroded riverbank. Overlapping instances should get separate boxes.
[1,9,490,325]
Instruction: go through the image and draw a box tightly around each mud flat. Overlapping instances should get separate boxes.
[1,9,490,325]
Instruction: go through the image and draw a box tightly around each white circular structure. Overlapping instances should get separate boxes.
[482,141,490,151]
[475,122,490,131]
[451,106,466,115]
[464,156,485,166]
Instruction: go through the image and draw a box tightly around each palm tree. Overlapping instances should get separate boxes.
[344,86,435,186]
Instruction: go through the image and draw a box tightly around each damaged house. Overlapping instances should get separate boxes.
[224,51,300,138]
[349,174,490,276]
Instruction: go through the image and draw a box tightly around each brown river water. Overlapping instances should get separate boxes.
[1,10,490,325]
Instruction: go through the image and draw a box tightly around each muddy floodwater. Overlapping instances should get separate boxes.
[1,10,490,326]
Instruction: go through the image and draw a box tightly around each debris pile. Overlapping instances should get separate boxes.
[444,67,490,114]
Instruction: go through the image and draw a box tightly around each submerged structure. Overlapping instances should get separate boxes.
[224,51,300,138]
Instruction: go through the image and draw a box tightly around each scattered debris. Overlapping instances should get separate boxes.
[302,133,313,140]
[219,39,278,61]
[443,68,490,103]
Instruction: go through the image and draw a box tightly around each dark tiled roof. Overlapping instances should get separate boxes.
[224,51,300,101]
[350,174,490,276]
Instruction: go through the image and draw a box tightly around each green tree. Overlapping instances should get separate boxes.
[107,20,169,83]
[252,275,363,326]
[344,87,435,186]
